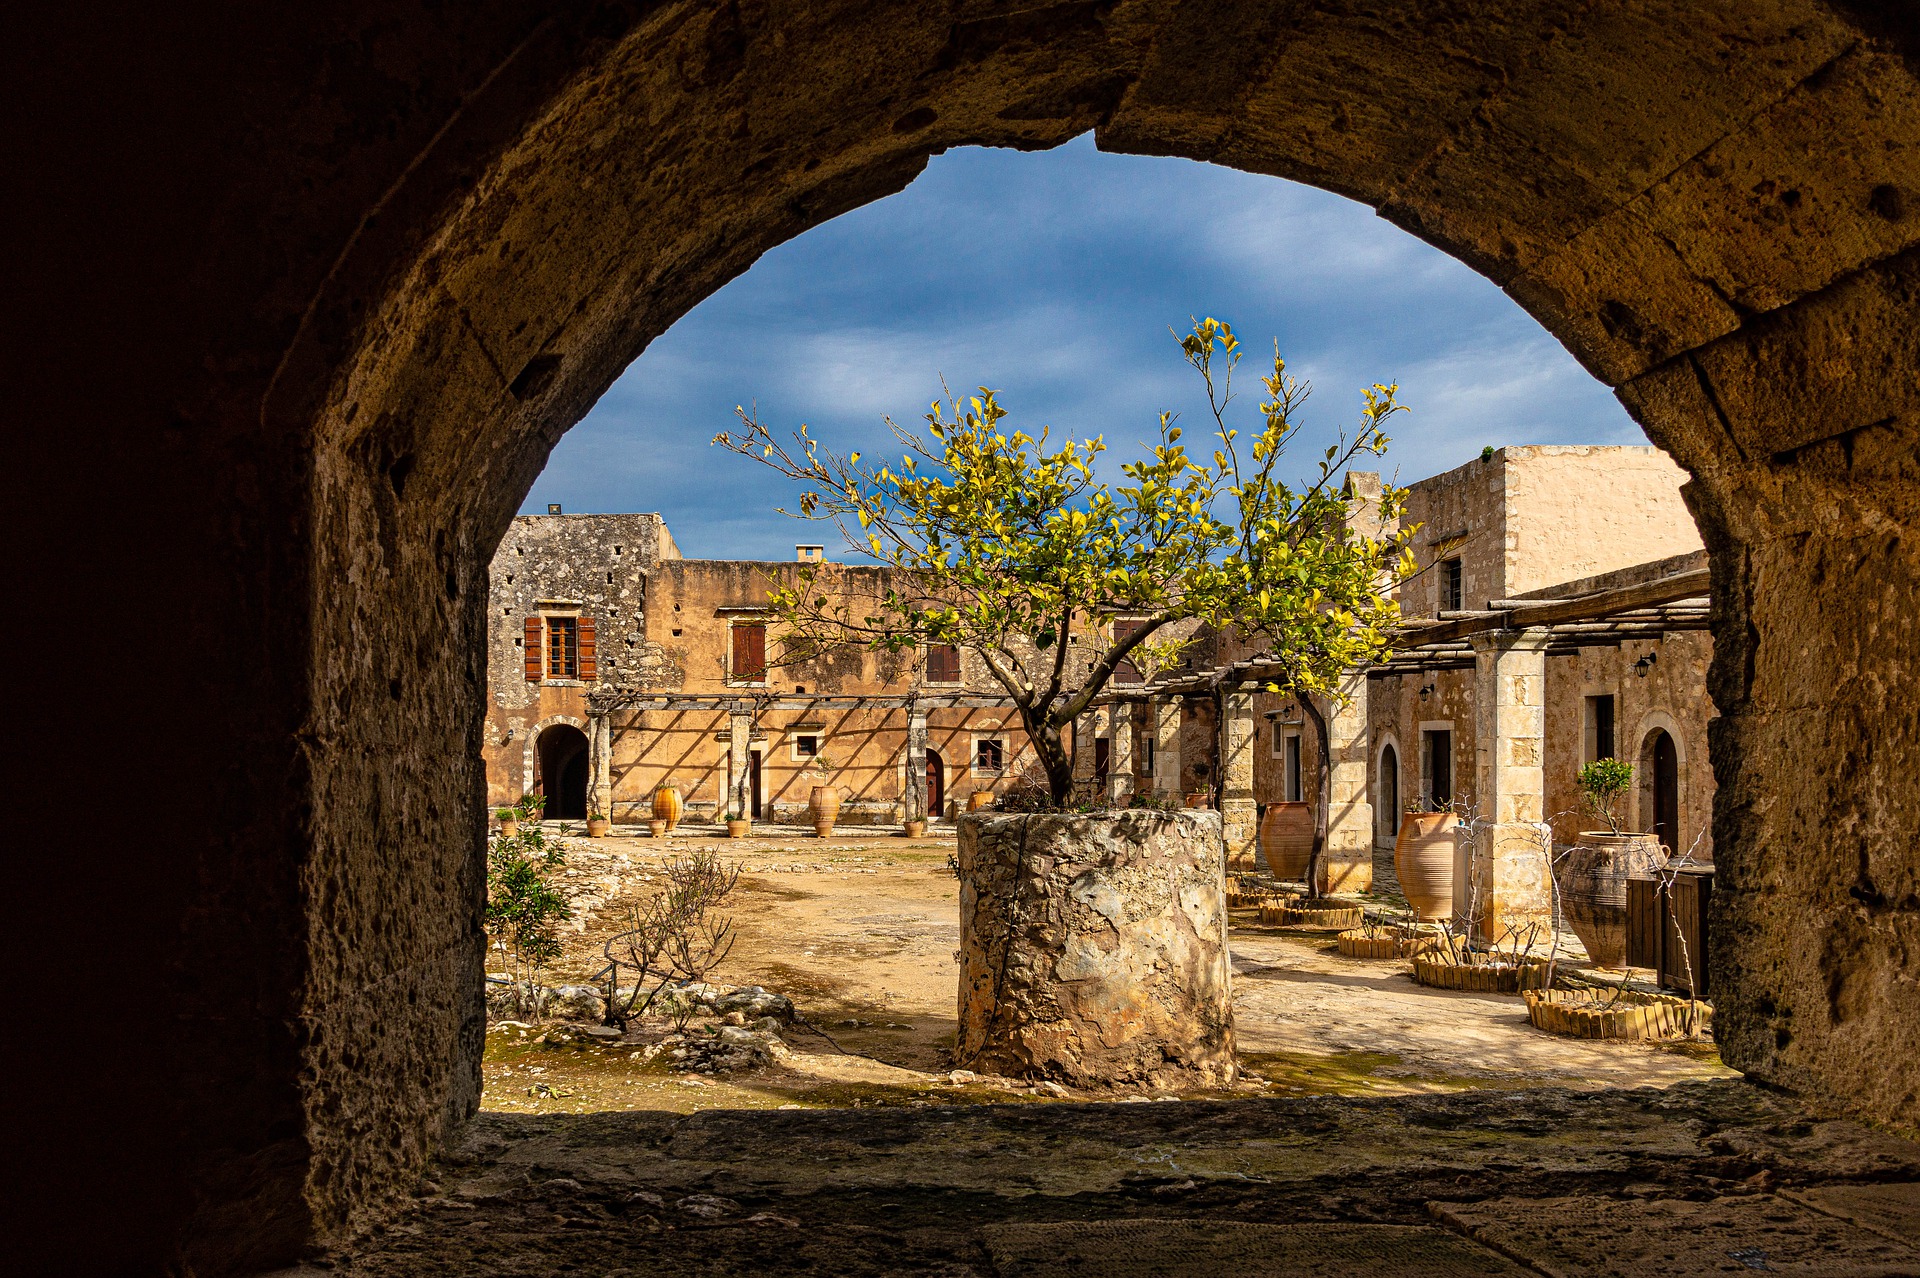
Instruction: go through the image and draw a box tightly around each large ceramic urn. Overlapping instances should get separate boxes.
[810,785,842,837]
[1393,811,1458,921]
[651,783,683,831]
[1559,832,1665,967]
[1259,801,1314,883]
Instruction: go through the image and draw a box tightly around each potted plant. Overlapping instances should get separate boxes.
[807,754,842,837]
[966,789,994,812]
[586,810,611,838]
[1393,796,1457,922]
[496,806,519,839]
[725,810,751,839]
[1561,759,1665,968]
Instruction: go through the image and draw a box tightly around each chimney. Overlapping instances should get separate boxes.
[796,544,824,563]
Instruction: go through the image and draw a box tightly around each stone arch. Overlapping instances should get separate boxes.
[29,4,1920,1270]
[522,714,590,799]
[1633,709,1691,855]
[1374,732,1405,847]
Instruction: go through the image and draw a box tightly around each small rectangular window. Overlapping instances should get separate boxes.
[1584,694,1617,762]
[1283,731,1303,802]
[546,616,578,679]
[792,734,819,760]
[925,643,961,683]
[731,622,767,683]
[1441,558,1464,612]
[975,738,1004,774]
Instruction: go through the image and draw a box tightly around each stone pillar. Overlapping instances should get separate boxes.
[727,706,753,823]
[1151,697,1182,800]
[1071,706,1107,798]
[1107,700,1135,804]
[1317,671,1374,894]
[588,713,613,820]
[956,809,1234,1089]
[904,708,928,825]
[1465,629,1554,942]
[1220,690,1258,871]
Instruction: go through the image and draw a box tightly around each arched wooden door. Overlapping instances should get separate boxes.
[1652,730,1680,855]
[1379,744,1399,841]
[926,748,945,822]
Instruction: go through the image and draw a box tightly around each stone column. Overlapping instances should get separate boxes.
[1220,689,1258,871]
[727,705,753,823]
[1071,706,1106,798]
[1465,629,1554,942]
[588,713,613,820]
[1151,697,1182,800]
[904,707,928,825]
[956,809,1234,1089]
[1107,700,1135,804]
[1317,671,1375,894]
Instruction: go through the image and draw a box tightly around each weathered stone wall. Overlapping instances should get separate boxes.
[1500,447,1703,596]
[956,810,1234,1090]
[23,2,1920,1269]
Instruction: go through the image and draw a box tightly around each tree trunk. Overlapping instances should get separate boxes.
[1300,695,1332,896]
[1016,710,1076,802]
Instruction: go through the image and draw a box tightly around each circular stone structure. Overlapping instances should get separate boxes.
[956,810,1234,1091]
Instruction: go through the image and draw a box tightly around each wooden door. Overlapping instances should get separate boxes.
[925,748,945,820]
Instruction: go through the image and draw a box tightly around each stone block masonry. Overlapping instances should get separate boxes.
[956,810,1235,1091]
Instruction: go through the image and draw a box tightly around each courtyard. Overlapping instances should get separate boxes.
[481,825,1730,1118]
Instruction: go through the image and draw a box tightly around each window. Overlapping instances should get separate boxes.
[1283,730,1303,802]
[925,643,961,684]
[1584,694,1617,762]
[1441,557,1464,612]
[731,622,767,683]
[974,737,1005,775]
[1111,619,1148,683]
[524,615,596,682]
[791,733,820,761]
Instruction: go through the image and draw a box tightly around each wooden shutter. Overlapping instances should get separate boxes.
[523,616,543,680]
[577,616,597,681]
[928,643,959,683]
[1113,620,1146,683]
[733,623,766,681]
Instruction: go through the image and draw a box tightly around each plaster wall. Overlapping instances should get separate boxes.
[1500,447,1704,596]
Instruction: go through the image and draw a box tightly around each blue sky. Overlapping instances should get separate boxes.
[525,134,1643,559]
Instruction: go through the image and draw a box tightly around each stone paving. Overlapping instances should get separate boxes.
[277,1080,1920,1276]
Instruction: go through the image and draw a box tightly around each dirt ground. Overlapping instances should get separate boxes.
[484,823,1732,1116]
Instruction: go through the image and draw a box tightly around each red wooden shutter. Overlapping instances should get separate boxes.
[1113,620,1146,683]
[929,640,960,683]
[523,616,543,680]
[577,616,597,681]
[733,623,766,681]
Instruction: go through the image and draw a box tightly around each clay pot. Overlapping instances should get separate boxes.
[1559,833,1666,968]
[651,784,684,831]
[903,819,927,838]
[967,790,994,812]
[726,818,750,839]
[498,818,519,839]
[586,817,610,839]
[1259,801,1314,882]
[1183,792,1210,809]
[810,785,842,837]
[1394,811,1458,921]
[647,818,668,839]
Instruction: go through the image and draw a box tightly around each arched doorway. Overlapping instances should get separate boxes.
[1378,744,1400,843]
[535,725,589,820]
[926,748,945,823]
[1642,729,1680,856]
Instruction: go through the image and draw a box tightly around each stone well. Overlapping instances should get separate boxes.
[955,810,1235,1091]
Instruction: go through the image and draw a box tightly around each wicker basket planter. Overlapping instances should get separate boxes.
[1261,900,1363,930]
[1336,927,1440,959]
[1411,952,1553,993]
[1524,988,1713,1040]
[1229,887,1298,910]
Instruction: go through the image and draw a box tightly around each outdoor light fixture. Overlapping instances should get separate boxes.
[1634,652,1658,677]
[1419,683,1436,701]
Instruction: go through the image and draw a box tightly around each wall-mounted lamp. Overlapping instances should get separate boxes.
[1634,652,1658,678]
[1418,682,1436,702]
